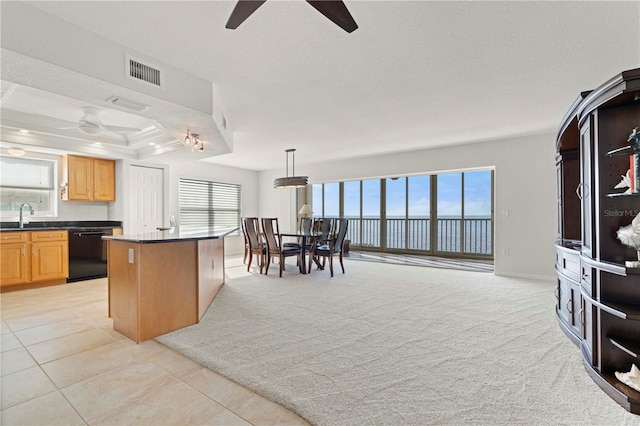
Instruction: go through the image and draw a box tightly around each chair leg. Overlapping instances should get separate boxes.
[279,255,284,277]
[259,253,264,274]
[243,245,248,264]
[339,251,345,274]
[247,253,252,272]
[264,253,271,275]
[329,254,334,277]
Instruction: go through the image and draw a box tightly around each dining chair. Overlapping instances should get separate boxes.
[261,217,303,277]
[308,218,348,277]
[284,217,313,250]
[241,217,249,264]
[243,217,265,273]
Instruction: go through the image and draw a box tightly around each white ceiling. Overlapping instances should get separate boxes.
[1,1,639,171]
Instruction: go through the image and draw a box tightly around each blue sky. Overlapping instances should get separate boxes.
[313,170,492,218]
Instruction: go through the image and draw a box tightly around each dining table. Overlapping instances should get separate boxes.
[279,230,330,274]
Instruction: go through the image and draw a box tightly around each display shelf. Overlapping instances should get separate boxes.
[601,370,640,408]
[605,145,640,157]
[594,299,640,321]
[610,336,640,359]
[557,67,640,416]
[583,350,640,415]
[605,192,640,198]
[581,255,629,276]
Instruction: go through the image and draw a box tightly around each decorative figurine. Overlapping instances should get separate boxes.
[615,364,640,392]
[628,126,640,149]
[614,169,632,194]
[617,212,640,267]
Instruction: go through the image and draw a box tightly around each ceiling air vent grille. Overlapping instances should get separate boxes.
[126,55,163,88]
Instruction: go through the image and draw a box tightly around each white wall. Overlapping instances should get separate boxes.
[258,132,558,279]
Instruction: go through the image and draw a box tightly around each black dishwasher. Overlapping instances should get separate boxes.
[68,227,113,282]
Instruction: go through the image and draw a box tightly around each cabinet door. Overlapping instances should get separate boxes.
[581,296,597,367]
[93,159,116,201]
[31,241,69,282]
[579,117,594,258]
[67,155,93,200]
[0,243,29,286]
[557,277,572,325]
[569,283,581,337]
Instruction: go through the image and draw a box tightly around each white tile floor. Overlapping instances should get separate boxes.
[0,270,308,425]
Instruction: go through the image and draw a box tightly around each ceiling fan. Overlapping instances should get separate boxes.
[61,107,142,136]
[226,0,358,33]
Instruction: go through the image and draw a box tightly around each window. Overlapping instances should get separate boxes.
[323,182,339,217]
[0,155,57,218]
[178,178,241,234]
[311,169,492,259]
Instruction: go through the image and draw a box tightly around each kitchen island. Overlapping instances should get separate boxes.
[103,227,236,343]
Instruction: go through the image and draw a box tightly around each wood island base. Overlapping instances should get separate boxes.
[107,237,225,343]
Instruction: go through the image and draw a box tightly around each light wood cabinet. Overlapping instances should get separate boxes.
[0,232,29,286]
[30,231,69,282]
[64,155,115,201]
[0,230,69,289]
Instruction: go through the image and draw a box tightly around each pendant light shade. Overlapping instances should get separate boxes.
[274,149,308,188]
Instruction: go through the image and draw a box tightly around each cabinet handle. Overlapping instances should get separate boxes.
[566,298,573,314]
[554,288,559,300]
[575,183,583,200]
[578,308,584,325]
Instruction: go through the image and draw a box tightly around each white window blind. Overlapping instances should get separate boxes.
[0,155,57,217]
[178,178,241,233]
[1,156,54,189]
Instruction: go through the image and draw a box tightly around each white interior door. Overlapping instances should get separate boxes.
[129,165,164,234]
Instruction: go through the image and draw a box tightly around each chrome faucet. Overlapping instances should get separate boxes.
[19,202,34,229]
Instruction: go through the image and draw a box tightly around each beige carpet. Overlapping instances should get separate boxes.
[157,260,638,425]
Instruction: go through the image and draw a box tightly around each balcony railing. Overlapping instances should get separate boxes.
[344,217,493,256]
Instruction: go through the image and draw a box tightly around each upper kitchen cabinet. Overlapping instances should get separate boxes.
[63,155,115,202]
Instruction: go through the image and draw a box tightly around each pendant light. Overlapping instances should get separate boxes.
[274,148,308,188]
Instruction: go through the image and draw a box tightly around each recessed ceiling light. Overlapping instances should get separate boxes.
[149,142,156,146]
[18,129,29,134]
[93,142,102,146]
[8,147,26,156]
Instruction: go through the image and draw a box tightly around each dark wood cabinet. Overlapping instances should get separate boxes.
[556,68,640,415]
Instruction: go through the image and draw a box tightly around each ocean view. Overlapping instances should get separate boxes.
[342,216,493,255]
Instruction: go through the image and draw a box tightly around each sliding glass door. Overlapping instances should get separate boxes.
[311,169,493,259]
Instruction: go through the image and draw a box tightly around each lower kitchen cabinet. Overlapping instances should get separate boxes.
[0,241,29,286]
[31,231,69,282]
[0,230,69,289]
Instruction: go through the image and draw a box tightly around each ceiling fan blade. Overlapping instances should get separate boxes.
[102,124,142,133]
[226,0,267,29]
[306,0,358,33]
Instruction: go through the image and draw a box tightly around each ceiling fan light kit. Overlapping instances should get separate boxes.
[226,0,358,33]
[274,148,308,188]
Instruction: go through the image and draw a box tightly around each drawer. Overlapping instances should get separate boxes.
[31,230,68,242]
[560,250,580,282]
[0,232,28,243]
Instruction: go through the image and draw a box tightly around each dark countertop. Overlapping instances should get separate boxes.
[102,227,238,243]
[0,221,122,232]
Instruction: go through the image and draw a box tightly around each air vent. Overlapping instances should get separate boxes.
[125,54,163,88]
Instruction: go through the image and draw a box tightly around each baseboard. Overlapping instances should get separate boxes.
[495,271,555,282]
